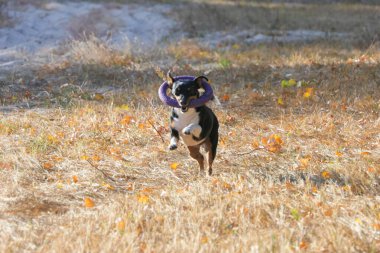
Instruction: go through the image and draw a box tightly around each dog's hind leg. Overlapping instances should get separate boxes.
[188,145,204,174]
[207,124,219,175]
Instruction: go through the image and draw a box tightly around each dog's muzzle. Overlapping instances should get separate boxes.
[181,106,188,112]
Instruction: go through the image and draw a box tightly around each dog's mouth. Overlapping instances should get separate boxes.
[181,106,188,112]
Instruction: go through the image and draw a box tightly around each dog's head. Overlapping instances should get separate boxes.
[167,71,208,112]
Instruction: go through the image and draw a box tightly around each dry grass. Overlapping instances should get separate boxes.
[1,1,380,252]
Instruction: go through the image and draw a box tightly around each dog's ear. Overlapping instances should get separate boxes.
[167,70,175,88]
[194,76,209,88]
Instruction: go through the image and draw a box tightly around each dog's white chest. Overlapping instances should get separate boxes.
[172,108,200,131]
[172,108,204,146]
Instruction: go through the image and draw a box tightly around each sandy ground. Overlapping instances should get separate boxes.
[0,1,354,73]
[0,1,175,70]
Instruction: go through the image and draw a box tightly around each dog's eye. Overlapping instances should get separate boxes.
[175,90,180,96]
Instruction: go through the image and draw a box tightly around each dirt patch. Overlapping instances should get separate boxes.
[4,197,68,219]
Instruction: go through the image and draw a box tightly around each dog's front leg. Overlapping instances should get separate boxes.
[169,128,179,150]
[182,124,202,138]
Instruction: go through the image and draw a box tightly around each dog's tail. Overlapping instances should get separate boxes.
[211,95,221,106]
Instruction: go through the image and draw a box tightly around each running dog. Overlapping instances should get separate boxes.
[166,71,219,175]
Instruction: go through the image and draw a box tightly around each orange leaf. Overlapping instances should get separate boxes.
[170,162,179,170]
[43,162,54,170]
[47,134,58,144]
[117,219,126,232]
[367,167,375,173]
[272,134,283,145]
[321,171,331,179]
[201,236,209,244]
[263,134,283,153]
[324,208,333,217]
[299,158,310,167]
[72,175,78,183]
[84,197,95,208]
[137,194,149,204]
[303,88,314,98]
[335,151,343,157]
[221,94,230,102]
[92,155,101,161]
[120,115,134,125]
[299,241,309,250]
[0,162,12,170]
[223,182,233,191]
[251,140,260,149]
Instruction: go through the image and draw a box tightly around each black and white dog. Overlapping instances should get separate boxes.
[167,71,219,175]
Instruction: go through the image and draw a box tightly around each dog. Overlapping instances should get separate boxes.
[166,71,219,175]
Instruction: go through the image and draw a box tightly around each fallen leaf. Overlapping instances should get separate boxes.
[120,115,134,125]
[84,197,95,208]
[303,88,313,98]
[360,151,371,156]
[299,241,309,250]
[299,157,310,167]
[221,94,230,102]
[117,219,126,232]
[43,162,54,170]
[93,93,104,101]
[262,134,283,153]
[47,134,58,144]
[92,155,101,161]
[277,97,284,105]
[251,140,260,149]
[0,162,12,170]
[118,104,129,111]
[81,155,89,161]
[72,175,78,183]
[288,79,297,86]
[321,171,331,179]
[137,194,149,204]
[367,167,375,173]
[324,208,333,217]
[201,236,209,244]
[223,182,233,191]
[170,162,179,170]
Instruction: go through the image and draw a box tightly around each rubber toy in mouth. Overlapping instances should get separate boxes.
[158,76,214,108]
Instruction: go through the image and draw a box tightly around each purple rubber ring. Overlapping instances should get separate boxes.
[158,75,213,108]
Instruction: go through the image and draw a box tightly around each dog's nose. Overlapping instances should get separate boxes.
[180,101,187,106]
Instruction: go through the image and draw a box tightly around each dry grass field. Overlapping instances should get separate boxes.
[0,1,379,252]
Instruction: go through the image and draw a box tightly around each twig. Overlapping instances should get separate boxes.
[237,147,264,156]
[87,160,117,183]
[147,119,165,143]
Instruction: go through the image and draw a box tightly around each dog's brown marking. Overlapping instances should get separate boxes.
[203,138,214,175]
[188,145,204,173]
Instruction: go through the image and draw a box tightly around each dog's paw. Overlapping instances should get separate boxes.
[182,128,191,135]
[168,144,177,150]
